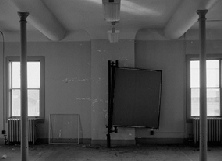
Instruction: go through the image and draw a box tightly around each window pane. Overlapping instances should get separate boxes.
[11,89,40,117]
[28,90,40,116]
[191,88,199,116]
[190,60,220,117]
[12,62,20,88]
[12,89,20,116]
[207,88,220,116]
[27,62,40,88]
[207,60,219,88]
[190,61,199,88]
[190,60,219,88]
[191,88,220,116]
[11,62,40,88]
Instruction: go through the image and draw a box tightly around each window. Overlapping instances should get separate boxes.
[6,56,45,119]
[188,55,222,118]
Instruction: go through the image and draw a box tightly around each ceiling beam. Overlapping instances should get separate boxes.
[164,0,219,39]
[10,0,67,41]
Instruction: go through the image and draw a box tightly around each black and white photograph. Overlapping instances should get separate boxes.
[0,0,222,160]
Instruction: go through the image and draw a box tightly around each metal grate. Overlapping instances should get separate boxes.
[8,118,37,144]
[193,118,221,144]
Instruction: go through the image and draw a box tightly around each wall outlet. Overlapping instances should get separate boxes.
[1,130,5,135]
[150,129,154,135]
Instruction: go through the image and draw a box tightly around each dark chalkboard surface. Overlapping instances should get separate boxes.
[112,68,162,128]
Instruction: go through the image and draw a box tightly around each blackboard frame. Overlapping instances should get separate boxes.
[106,60,162,148]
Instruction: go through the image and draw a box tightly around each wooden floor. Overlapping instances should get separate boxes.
[0,144,222,161]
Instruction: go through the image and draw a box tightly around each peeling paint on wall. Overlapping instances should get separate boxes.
[62,77,90,83]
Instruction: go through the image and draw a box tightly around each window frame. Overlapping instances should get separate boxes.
[187,54,222,121]
[5,56,45,120]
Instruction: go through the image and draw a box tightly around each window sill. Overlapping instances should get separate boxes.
[8,117,44,123]
[187,116,222,123]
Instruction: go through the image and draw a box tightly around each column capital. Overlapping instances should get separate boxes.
[18,12,29,22]
[197,10,208,19]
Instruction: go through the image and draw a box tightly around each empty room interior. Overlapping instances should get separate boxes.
[0,0,222,160]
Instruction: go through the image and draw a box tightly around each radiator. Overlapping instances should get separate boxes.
[8,118,37,144]
[193,118,222,144]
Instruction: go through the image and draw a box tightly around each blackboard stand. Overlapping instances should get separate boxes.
[107,60,118,148]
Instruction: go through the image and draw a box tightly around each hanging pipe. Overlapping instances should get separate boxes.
[0,31,5,132]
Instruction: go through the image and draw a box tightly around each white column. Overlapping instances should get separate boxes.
[197,9,208,161]
[18,12,29,161]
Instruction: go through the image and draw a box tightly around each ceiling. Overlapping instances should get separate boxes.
[0,0,222,41]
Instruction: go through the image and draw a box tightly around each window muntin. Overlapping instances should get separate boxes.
[11,89,40,116]
[6,56,45,119]
[190,60,220,117]
[11,61,41,117]
[12,62,40,88]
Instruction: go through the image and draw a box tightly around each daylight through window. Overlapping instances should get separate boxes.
[190,60,220,116]
[11,62,40,116]
[6,56,45,119]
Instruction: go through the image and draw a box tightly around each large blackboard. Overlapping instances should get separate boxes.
[112,68,162,128]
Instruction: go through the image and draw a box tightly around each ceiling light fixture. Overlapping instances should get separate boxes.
[108,22,119,43]
[102,0,121,22]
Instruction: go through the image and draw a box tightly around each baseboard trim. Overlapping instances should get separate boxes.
[34,138,186,145]
[136,138,184,145]
[36,138,91,144]
[91,140,136,146]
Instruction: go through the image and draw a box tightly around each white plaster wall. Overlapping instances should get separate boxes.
[0,41,92,141]
[185,29,222,55]
[135,29,222,139]
[135,40,186,139]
